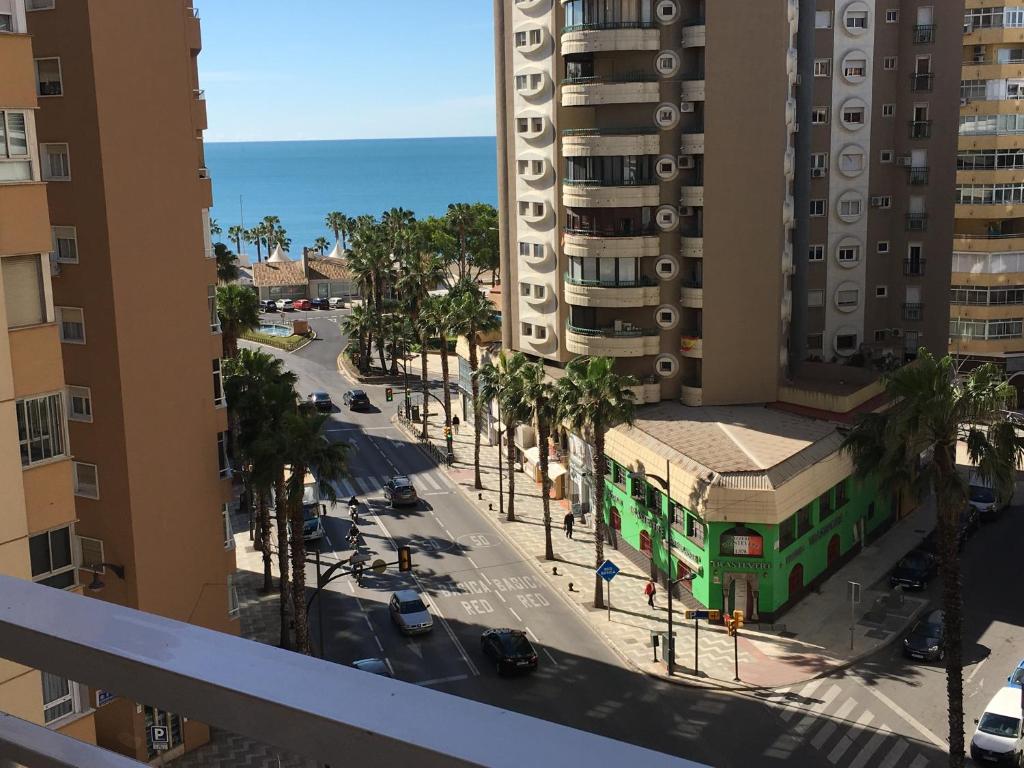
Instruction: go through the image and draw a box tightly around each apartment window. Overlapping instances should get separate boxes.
[516,118,528,133]
[796,504,814,537]
[228,573,240,618]
[876,285,888,298]
[212,359,225,407]
[532,243,544,259]
[0,111,31,181]
[521,322,533,337]
[809,244,824,262]
[818,490,834,521]
[686,515,705,548]
[16,393,66,466]
[56,306,85,343]
[874,195,893,209]
[880,149,894,163]
[2,255,46,329]
[877,241,890,254]
[838,245,860,263]
[839,198,862,217]
[814,59,832,77]
[217,431,231,478]
[42,674,78,725]
[531,117,542,132]
[815,10,832,28]
[518,242,530,257]
[842,106,865,126]
[881,103,895,117]
[835,479,849,508]
[26,0,55,9]
[0,11,11,30]
[40,143,70,180]
[51,226,78,263]
[836,333,859,351]
[812,106,830,125]
[73,461,99,499]
[222,503,234,550]
[809,199,826,217]
[208,284,220,333]
[29,525,73,589]
[883,57,897,71]
[807,333,824,350]
[778,515,796,550]
[811,153,828,170]
[534,325,547,340]
[842,57,867,80]
[514,31,527,47]
[533,285,545,299]
[837,289,859,308]
[874,329,886,342]
[839,150,864,173]
[520,282,531,297]
[67,386,92,422]
[532,202,544,216]
[845,10,868,30]
[808,289,824,308]
[529,29,541,45]
[34,58,62,96]
[885,9,899,23]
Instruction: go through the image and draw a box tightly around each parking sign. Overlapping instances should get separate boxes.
[149,725,170,751]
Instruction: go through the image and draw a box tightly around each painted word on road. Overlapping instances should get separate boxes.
[434,573,551,618]
[596,560,621,582]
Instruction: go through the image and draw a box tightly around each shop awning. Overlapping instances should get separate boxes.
[523,446,541,465]
[548,463,568,480]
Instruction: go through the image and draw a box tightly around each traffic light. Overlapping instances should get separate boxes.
[733,610,744,631]
[725,616,736,637]
[397,545,412,572]
[385,387,394,402]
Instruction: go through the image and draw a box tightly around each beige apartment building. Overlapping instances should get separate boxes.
[14,0,237,761]
[0,0,98,745]
[952,2,1024,373]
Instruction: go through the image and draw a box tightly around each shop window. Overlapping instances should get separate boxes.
[778,514,796,550]
[835,479,849,507]
[796,504,814,537]
[818,490,834,520]
[639,530,653,557]
[645,485,662,511]
[686,514,705,548]
[611,462,625,487]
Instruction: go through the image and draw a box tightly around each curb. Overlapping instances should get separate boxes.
[240,329,317,355]
[336,351,408,386]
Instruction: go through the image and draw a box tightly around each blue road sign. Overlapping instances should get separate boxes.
[687,610,710,620]
[596,560,620,582]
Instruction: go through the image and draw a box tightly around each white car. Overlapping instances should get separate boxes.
[275,299,293,311]
[328,297,345,309]
[970,687,1023,764]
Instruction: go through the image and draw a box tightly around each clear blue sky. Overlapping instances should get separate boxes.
[198,1,496,142]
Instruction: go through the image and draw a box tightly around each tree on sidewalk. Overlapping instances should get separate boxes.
[475,351,530,522]
[842,350,1022,768]
[557,357,637,610]
[520,361,560,560]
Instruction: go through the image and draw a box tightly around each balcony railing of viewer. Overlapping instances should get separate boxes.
[909,120,932,139]
[565,272,658,288]
[908,166,929,185]
[563,20,658,33]
[0,576,693,768]
[906,213,929,231]
[567,322,659,338]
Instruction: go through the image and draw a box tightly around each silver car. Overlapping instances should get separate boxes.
[388,589,433,635]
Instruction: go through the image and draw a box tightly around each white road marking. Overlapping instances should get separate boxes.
[444,528,455,539]
[543,648,558,666]
[384,657,395,677]
[494,591,506,603]
[966,657,987,684]
[415,674,469,687]
[363,615,373,631]
[346,580,354,594]
[336,479,356,497]
[354,476,372,494]
[374,636,383,652]
[509,608,522,622]
[907,755,928,768]
[355,598,365,613]
[467,557,478,568]
[780,679,824,722]
[859,678,948,749]
[847,728,889,768]
[421,491,451,497]
[827,710,874,763]
[418,473,441,491]
[876,739,910,768]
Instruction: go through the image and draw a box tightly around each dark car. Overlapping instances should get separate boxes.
[889,550,936,590]
[342,389,371,411]
[903,609,944,662]
[481,628,538,676]
[969,484,1004,522]
[384,475,418,507]
[309,297,330,310]
[308,391,333,413]
[259,299,278,312]
[351,658,393,678]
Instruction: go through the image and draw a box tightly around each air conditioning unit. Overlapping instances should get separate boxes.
[960,97,969,106]
[811,168,826,178]
[891,328,902,338]
[870,196,883,207]
[678,155,695,169]
[679,206,695,216]
[680,101,695,113]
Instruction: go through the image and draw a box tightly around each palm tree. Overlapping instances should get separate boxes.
[450,282,501,489]
[445,203,475,283]
[281,407,349,655]
[325,211,351,250]
[228,225,245,255]
[421,294,458,431]
[216,284,260,359]
[842,351,1022,767]
[244,228,262,263]
[270,227,291,253]
[341,304,372,372]
[210,217,222,238]
[557,356,638,609]
[214,242,240,284]
[520,362,559,561]
[313,236,330,254]
[475,351,530,522]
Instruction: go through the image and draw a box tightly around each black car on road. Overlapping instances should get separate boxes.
[481,628,538,676]
[343,389,371,411]
[308,391,333,413]
[903,609,944,662]
[309,298,330,310]
[889,550,936,590]
[259,299,278,312]
[384,476,418,507]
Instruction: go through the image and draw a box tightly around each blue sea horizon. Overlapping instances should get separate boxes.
[207,135,498,256]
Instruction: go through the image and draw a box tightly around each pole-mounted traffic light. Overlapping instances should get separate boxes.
[385,387,394,402]
[397,545,412,572]
[733,609,745,631]
[725,615,736,637]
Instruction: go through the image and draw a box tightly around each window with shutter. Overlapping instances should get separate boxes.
[2,255,46,328]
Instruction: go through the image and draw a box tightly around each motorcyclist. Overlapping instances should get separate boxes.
[348,496,360,522]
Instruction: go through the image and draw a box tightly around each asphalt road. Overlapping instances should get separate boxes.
[243,309,990,767]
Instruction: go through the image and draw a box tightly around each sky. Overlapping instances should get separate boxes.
[198,1,497,143]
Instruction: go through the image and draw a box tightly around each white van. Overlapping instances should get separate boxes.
[970,687,1023,764]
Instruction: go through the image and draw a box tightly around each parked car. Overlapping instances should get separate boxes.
[342,389,371,411]
[1008,659,1024,689]
[350,658,393,678]
[259,299,278,312]
[309,297,330,310]
[889,550,936,590]
[968,483,1004,522]
[308,391,333,413]
[293,298,312,311]
[328,297,346,309]
[903,609,944,662]
[480,628,538,676]
[970,687,1024,765]
[388,590,433,635]
[384,475,418,507]
[275,299,293,311]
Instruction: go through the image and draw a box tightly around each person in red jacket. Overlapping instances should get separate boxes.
[644,580,656,608]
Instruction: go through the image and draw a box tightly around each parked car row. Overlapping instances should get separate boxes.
[260,297,348,312]
[969,660,1024,764]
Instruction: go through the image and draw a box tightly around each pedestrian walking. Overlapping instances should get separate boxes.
[644,580,657,608]
[563,511,574,539]
[452,415,460,435]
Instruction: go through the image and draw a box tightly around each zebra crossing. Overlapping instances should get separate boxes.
[762,679,938,767]
[331,468,450,499]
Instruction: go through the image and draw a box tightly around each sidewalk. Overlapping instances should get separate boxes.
[395,406,936,690]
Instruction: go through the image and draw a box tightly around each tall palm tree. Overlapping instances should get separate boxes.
[325,211,351,249]
[270,227,291,253]
[281,407,349,655]
[475,351,530,522]
[341,304,372,372]
[214,243,240,284]
[450,282,501,489]
[216,284,260,359]
[244,227,262,263]
[421,294,458,430]
[842,351,1022,767]
[520,362,559,561]
[313,236,330,254]
[228,225,245,255]
[209,217,222,238]
[445,203,475,283]
[557,356,638,609]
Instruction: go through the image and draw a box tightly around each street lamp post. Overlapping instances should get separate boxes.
[641,462,678,676]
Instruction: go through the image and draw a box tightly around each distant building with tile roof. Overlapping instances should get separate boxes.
[252,249,356,301]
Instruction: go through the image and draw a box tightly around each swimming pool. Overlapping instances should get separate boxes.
[259,324,293,337]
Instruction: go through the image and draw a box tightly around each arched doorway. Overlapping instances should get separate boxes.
[676,561,693,593]
[788,563,804,602]
[827,535,841,569]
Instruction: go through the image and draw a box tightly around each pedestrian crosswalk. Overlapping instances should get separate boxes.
[764,679,939,767]
[331,469,449,499]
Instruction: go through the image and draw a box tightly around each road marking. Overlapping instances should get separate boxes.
[384,657,395,678]
[346,580,354,594]
[509,608,522,622]
[827,710,874,763]
[543,648,558,666]
[859,678,947,749]
[876,739,910,768]
[847,728,889,768]
[336,479,356,497]
[374,636,383,652]
[354,476,372,494]
[418,473,441,491]
[467,557,478,568]
[966,657,987,684]
[415,674,469,687]
[907,755,928,768]
[444,528,455,539]
[780,679,824,721]
[362,615,373,631]
[354,598,365,613]
[493,591,506,603]
[422,491,451,497]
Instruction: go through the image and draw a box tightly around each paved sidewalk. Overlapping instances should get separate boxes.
[395,406,936,690]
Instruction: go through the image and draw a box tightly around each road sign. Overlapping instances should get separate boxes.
[684,609,720,620]
[371,558,387,575]
[596,559,620,582]
[847,581,862,604]
[95,689,115,708]
[149,725,170,751]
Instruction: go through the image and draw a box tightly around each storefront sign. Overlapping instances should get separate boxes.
[96,689,116,708]
[712,559,771,572]
[672,546,703,572]
[808,515,843,545]
[720,529,764,557]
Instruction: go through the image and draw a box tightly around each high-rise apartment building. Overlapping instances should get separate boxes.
[0,0,97,744]
[496,0,960,404]
[952,3,1024,370]
[21,0,236,760]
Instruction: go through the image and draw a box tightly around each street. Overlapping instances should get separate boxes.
[236,308,1024,767]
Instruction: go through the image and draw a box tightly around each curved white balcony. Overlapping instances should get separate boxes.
[680,335,703,359]
[628,381,664,405]
[679,283,703,309]
[562,180,660,208]
[564,274,661,308]
[560,22,660,55]
[681,22,706,48]
[562,75,660,107]
[680,132,704,154]
[680,78,705,102]
[680,384,703,406]
[562,128,660,157]
[563,228,660,258]
[565,323,661,357]
[680,186,704,207]
[680,236,704,258]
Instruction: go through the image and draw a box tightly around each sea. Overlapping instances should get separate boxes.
[206,136,498,254]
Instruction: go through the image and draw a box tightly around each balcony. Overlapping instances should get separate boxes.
[904,258,926,276]
[680,77,705,102]
[910,72,934,92]
[0,33,40,107]
[680,236,703,258]
[563,178,660,208]
[185,5,201,52]
[908,166,929,185]
[903,302,924,321]
[680,186,704,207]
[913,24,935,44]
[563,227,660,258]
[953,233,1024,252]
[909,120,932,139]
[681,21,706,48]
[679,132,704,155]
[628,381,664,405]
[0,182,52,256]
[562,127,660,157]
[679,334,703,358]
[561,73,659,107]
[565,322,661,357]
[564,274,660,308]
[192,88,208,130]
[906,213,928,231]
[679,282,703,309]
[561,21,660,55]
[680,383,703,406]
